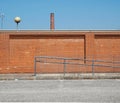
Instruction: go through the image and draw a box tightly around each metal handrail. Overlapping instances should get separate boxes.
[35,56,120,64]
[34,56,120,76]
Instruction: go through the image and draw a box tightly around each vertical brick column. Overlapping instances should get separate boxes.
[84,32,95,72]
[85,32,95,59]
[0,33,10,73]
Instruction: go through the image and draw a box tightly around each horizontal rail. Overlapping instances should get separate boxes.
[35,56,120,64]
[37,60,120,68]
[34,56,120,76]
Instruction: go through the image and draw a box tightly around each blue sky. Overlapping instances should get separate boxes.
[0,0,120,30]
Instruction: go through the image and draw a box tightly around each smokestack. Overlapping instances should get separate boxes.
[50,13,55,30]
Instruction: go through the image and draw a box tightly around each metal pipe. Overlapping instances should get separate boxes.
[92,60,94,76]
[34,57,36,76]
[35,56,120,64]
[34,56,120,76]
[63,59,66,77]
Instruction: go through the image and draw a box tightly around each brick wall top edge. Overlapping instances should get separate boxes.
[0,30,120,32]
[0,30,120,35]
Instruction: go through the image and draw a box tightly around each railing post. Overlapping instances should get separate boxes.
[92,60,94,76]
[34,57,36,76]
[64,59,66,77]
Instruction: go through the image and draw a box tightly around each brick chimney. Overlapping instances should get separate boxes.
[50,13,55,30]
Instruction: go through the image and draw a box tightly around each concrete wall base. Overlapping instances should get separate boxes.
[0,73,120,80]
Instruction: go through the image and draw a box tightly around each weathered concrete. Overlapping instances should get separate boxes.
[0,80,120,102]
[0,73,120,80]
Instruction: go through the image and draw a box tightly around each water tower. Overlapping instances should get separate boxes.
[14,17,21,31]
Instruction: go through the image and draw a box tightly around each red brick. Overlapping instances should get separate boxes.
[0,31,119,73]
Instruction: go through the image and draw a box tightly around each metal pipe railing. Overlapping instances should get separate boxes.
[34,56,120,76]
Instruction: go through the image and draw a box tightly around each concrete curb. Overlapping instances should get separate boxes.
[0,73,120,80]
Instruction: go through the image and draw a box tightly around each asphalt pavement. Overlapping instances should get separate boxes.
[0,79,120,102]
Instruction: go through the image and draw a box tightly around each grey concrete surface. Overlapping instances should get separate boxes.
[0,73,120,80]
[0,80,120,102]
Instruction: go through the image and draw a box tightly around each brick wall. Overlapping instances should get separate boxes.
[0,33,10,73]
[0,31,120,73]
